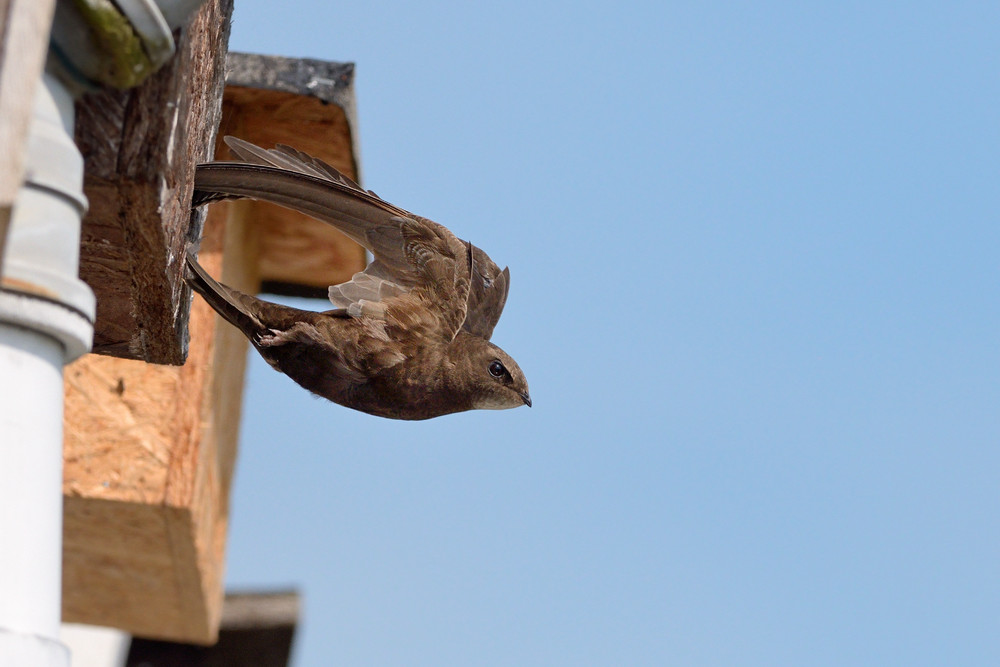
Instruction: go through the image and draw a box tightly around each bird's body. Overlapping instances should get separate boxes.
[186,137,530,420]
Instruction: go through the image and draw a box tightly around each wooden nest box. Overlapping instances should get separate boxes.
[61,0,365,644]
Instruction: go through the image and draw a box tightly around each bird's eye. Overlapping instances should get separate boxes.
[488,360,505,378]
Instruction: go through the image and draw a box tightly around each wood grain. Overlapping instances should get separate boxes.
[75,0,232,364]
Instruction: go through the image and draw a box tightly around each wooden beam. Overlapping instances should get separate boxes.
[63,44,365,643]
[125,591,300,667]
[62,196,257,644]
[75,0,232,364]
[220,53,367,298]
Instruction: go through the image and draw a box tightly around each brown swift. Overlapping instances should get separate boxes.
[186,137,530,420]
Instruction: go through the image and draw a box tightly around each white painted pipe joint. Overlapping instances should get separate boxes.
[1,71,95,346]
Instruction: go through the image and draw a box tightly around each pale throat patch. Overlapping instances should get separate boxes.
[474,392,522,410]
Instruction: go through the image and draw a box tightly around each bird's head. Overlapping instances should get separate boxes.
[450,334,531,411]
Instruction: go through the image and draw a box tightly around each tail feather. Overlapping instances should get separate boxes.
[185,251,263,336]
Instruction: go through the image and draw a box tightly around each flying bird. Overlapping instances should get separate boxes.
[186,137,530,420]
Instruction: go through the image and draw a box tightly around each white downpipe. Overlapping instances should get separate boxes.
[0,72,95,666]
[0,325,70,666]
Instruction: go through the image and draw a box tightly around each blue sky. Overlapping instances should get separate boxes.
[224,3,1000,665]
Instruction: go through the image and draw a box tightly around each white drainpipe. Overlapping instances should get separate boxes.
[0,72,95,667]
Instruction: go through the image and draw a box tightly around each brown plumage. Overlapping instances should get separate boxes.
[186,137,530,420]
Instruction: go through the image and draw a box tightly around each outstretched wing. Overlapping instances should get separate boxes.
[196,138,472,341]
[193,137,511,340]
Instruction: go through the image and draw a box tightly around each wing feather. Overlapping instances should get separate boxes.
[194,137,511,341]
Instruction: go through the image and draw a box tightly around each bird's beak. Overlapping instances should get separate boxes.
[521,392,532,408]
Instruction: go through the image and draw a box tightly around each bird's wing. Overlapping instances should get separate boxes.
[195,137,474,342]
[465,260,510,340]
[193,137,511,340]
